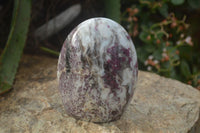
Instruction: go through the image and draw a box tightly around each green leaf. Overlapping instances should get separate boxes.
[162,61,170,69]
[139,31,152,44]
[178,46,192,61]
[188,0,200,9]
[180,60,191,78]
[144,44,156,53]
[153,49,162,60]
[170,67,179,80]
[192,66,198,74]
[0,0,31,94]
[104,0,121,23]
[137,47,149,62]
[139,32,148,42]
[157,32,165,40]
[171,0,185,5]
[167,46,176,55]
[159,3,168,17]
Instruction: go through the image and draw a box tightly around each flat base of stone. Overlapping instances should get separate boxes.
[0,55,199,133]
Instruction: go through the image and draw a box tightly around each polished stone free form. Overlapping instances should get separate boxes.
[57,18,138,122]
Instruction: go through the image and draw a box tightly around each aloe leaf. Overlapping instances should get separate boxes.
[0,0,31,94]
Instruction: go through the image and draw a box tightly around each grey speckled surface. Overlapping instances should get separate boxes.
[57,18,138,122]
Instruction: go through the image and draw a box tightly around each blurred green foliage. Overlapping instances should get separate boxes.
[104,0,121,23]
[0,0,31,94]
[121,0,200,89]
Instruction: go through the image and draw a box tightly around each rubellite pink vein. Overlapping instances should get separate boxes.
[57,18,138,122]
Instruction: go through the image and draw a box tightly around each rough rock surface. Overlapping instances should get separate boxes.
[0,55,200,133]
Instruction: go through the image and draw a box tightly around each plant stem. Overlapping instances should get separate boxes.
[104,0,121,23]
[40,47,59,57]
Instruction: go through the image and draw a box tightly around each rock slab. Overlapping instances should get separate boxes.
[0,55,200,133]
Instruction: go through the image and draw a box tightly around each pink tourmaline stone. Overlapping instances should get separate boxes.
[57,18,138,122]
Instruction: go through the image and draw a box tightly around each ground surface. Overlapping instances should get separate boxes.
[0,55,200,133]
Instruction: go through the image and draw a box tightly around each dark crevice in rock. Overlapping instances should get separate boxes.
[189,109,200,133]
